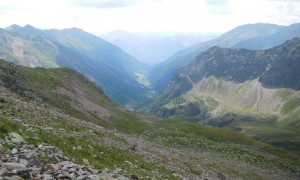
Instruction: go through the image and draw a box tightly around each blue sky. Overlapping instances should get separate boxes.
[0,0,299,35]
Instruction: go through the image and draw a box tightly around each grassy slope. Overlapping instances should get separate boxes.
[158,76,300,151]
[1,60,300,179]
[0,29,59,68]
[0,60,147,133]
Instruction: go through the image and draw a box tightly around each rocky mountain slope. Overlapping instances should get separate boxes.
[150,23,300,93]
[0,24,154,109]
[1,60,300,179]
[150,38,300,150]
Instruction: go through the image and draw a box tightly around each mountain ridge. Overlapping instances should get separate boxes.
[150,23,300,93]
[149,38,300,150]
[0,24,154,109]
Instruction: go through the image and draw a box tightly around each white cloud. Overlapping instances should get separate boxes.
[70,0,142,8]
[69,0,163,8]
[204,0,230,6]
[0,0,299,34]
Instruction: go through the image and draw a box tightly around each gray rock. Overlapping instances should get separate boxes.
[19,159,28,166]
[87,167,98,174]
[3,175,23,180]
[59,161,71,166]
[42,146,56,152]
[88,174,100,180]
[29,154,42,166]
[77,175,88,180]
[113,167,123,175]
[11,148,18,155]
[25,151,36,159]
[48,164,59,172]
[30,167,41,176]
[35,174,42,179]
[69,172,76,179]
[42,174,53,180]
[3,162,26,171]
[63,163,74,169]
[77,168,87,175]
[8,133,25,143]
[11,168,32,179]
[0,167,7,176]
[69,167,76,173]
[38,144,43,149]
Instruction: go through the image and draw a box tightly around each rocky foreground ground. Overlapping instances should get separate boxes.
[0,132,137,180]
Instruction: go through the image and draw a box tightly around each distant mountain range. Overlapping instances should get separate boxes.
[1,23,300,113]
[0,24,154,109]
[102,30,219,64]
[150,23,300,93]
[150,38,300,150]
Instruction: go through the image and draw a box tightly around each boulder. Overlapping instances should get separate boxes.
[8,133,25,143]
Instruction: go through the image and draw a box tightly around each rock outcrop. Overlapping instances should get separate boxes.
[0,133,132,180]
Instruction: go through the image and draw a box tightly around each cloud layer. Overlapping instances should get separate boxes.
[0,0,299,34]
[70,0,161,8]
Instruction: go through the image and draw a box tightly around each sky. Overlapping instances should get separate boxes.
[0,0,299,35]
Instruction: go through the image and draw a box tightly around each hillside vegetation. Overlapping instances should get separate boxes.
[1,60,300,179]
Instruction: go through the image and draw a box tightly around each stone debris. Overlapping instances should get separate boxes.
[0,133,133,180]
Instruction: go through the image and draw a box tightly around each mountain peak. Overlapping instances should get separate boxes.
[5,24,21,31]
[24,24,36,29]
[4,24,42,35]
[62,27,85,33]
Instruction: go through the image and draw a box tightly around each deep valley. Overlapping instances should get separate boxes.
[1,22,300,180]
